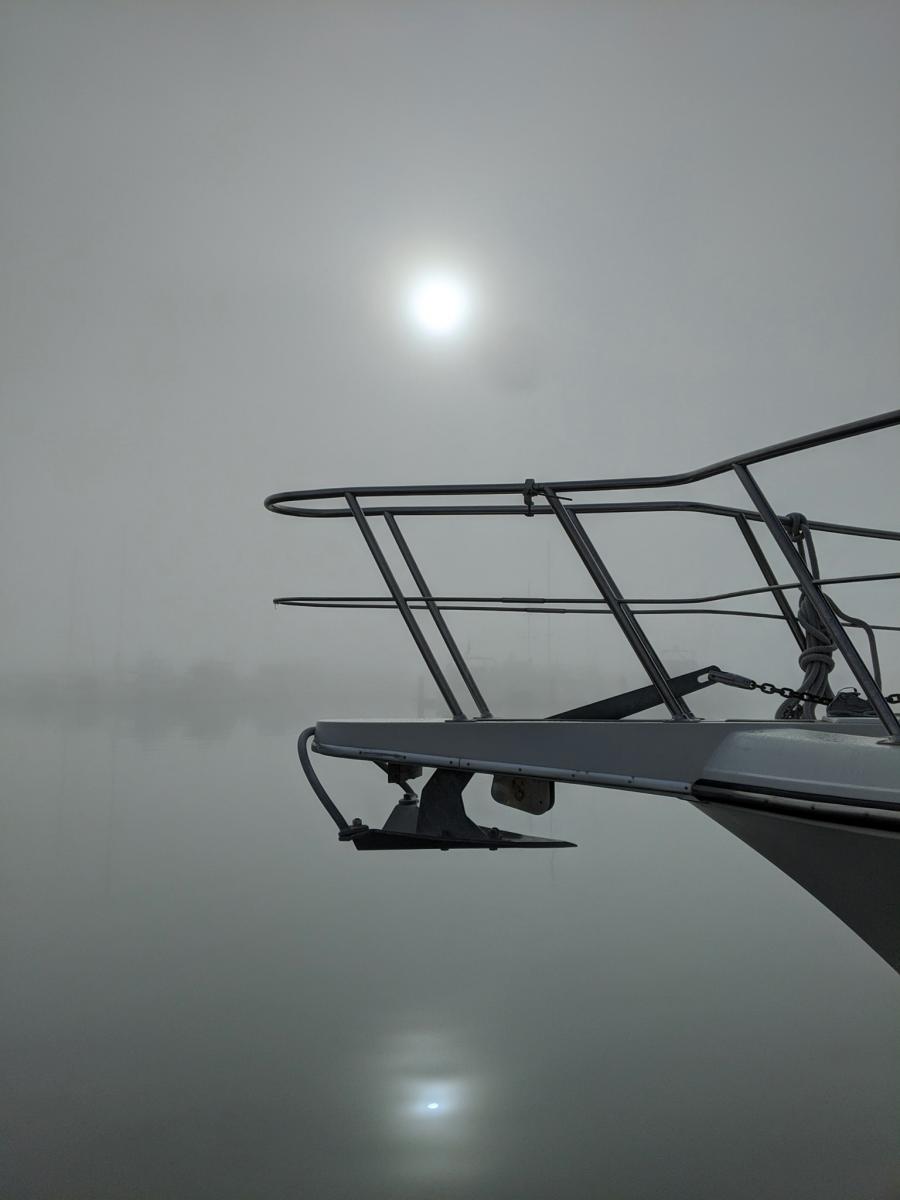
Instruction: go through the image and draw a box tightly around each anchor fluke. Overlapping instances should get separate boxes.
[342,824,575,851]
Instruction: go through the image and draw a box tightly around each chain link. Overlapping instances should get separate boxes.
[756,681,900,706]
[756,680,830,703]
[708,669,899,707]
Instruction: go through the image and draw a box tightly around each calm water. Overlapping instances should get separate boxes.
[2,697,899,1199]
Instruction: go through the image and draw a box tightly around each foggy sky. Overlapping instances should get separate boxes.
[3,0,900,687]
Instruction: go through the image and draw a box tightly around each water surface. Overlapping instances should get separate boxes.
[2,692,898,1199]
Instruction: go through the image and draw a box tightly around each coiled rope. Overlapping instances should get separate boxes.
[776,513,881,719]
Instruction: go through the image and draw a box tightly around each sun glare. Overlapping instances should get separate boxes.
[408,272,470,336]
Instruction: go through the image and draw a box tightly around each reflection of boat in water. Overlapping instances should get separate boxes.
[266,411,900,972]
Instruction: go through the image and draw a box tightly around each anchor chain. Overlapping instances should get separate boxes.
[708,669,900,708]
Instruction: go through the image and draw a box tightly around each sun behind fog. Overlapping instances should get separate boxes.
[407,272,470,336]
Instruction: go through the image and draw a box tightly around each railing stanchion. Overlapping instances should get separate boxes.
[383,513,492,718]
[734,464,900,741]
[543,487,695,720]
[734,514,806,651]
[345,493,466,719]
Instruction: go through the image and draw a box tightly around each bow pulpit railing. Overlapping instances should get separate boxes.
[266,410,900,740]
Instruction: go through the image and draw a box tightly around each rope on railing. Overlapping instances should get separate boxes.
[776,514,883,719]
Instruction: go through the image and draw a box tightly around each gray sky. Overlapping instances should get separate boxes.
[3,0,900,688]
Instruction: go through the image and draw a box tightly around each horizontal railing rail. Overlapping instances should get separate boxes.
[265,409,900,518]
[274,571,900,611]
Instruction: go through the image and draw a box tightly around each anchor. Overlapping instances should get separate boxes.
[298,731,574,851]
